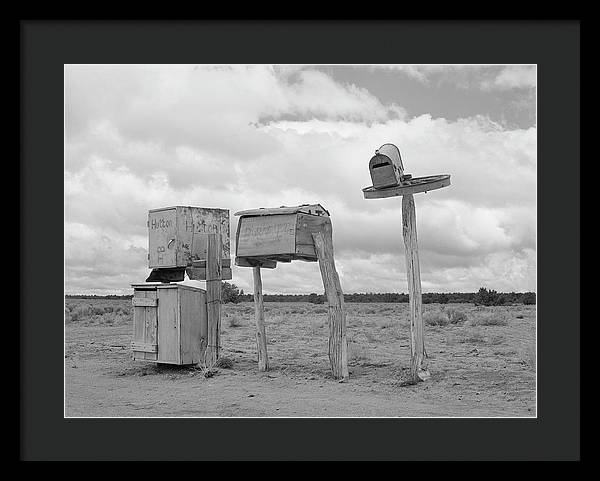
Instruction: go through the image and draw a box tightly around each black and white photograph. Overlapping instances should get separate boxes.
[64,64,538,418]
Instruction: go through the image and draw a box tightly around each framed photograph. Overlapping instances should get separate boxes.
[21,20,580,461]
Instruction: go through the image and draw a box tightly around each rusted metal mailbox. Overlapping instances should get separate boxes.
[369,143,406,189]
[131,283,207,365]
[234,204,330,267]
[147,206,232,281]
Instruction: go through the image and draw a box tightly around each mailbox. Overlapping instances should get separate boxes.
[146,206,232,281]
[368,143,406,189]
[234,204,330,267]
[148,206,230,268]
[131,283,207,365]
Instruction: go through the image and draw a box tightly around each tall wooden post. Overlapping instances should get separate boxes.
[312,221,349,380]
[252,266,269,371]
[205,232,222,366]
[402,194,428,382]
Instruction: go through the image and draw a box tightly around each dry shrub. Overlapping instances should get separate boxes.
[215,357,234,369]
[424,311,449,326]
[228,316,242,328]
[469,311,508,326]
[348,342,370,362]
[376,318,396,330]
[445,307,469,324]
[309,318,324,334]
[459,329,486,344]
[519,344,536,370]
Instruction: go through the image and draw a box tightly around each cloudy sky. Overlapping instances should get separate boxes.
[65,64,536,295]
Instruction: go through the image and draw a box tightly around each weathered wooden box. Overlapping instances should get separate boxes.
[148,206,230,269]
[131,283,207,365]
[369,143,405,189]
[234,204,330,266]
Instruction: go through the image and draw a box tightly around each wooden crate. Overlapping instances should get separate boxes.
[131,283,207,365]
[148,206,230,269]
[234,204,330,266]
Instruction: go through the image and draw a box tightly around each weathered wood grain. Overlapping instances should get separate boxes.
[402,194,429,383]
[132,288,158,361]
[236,214,297,257]
[179,287,207,364]
[130,341,157,353]
[191,258,231,268]
[157,287,180,364]
[312,222,349,380]
[205,233,222,366]
[235,257,277,269]
[234,204,329,217]
[185,267,232,281]
[148,208,178,268]
[148,206,230,269]
[363,174,451,199]
[132,297,157,307]
[252,267,269,372]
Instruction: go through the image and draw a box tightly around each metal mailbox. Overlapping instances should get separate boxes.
[368,143,406,189]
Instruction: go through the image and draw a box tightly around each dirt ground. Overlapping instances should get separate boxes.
[64,300,536,417]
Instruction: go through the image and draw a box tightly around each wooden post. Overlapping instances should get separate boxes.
[252,267,269,371]
[312,221,349,380]
[402,194,429,382]
[205,232,222,366]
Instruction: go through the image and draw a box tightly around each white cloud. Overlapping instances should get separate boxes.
[481,65,536,90]
[64,65,536,295]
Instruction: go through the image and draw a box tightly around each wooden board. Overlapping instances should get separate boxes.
[234,204,329,217]
[205,234,222,365]
[236,213,297,257]
[295,213,330,258]
[148,208,177,268]
[132,288,158,362]
[131,341,157,353]
[235,257,277,269]
[175,206,230,267]
[132,297,157,307]
[178,287,207,365]
[148,206,230,269]
[191,258,231,268]
[362,175,451,199]
[185,267,232,281]
[157,287,180,364]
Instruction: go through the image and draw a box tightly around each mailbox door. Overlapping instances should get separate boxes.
[148,208,178,268]
[370,158,400,189]
[236,214,297,257]
[157,287,181,364]
[131,288,158,361]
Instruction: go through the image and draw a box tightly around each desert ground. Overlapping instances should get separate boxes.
[64,299,536,417]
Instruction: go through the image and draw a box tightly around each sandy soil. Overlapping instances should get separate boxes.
[64,301,536,417]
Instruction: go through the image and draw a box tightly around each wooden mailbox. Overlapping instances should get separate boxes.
[131,283,208,365]
[147,206,232,281]
[369,143,406,189]
[234,203,348,380]
[234,204,330,267]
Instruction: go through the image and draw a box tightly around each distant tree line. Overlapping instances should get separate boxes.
[233,287,536,306]
[66,285,535,306]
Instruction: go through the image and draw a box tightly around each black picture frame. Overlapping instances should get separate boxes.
[21,20,580,461]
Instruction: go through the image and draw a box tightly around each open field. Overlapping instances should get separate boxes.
[65,300,536,417]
